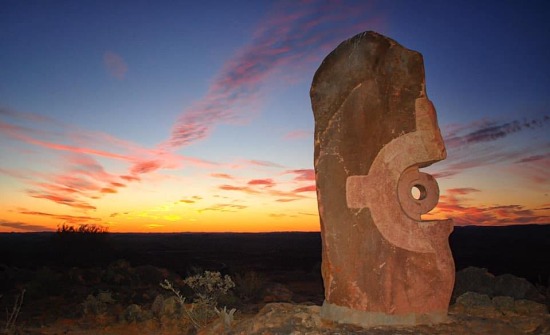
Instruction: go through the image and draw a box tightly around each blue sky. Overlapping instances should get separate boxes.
[1,0,549,232]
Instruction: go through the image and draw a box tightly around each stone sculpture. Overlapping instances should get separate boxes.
[311,31,455,327]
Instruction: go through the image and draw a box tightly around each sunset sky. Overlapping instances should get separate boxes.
[1,0,549,233]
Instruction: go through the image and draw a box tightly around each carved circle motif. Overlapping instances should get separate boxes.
[398,167,440,219]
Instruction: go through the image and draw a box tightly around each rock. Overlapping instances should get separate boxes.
[82,291,115,316]
[452,292,498,318]
[200,302,549,335]
[453,267,496,299]
[263,283,294,303]
[493,296,515,315]
[120,304,151,323]
[311,30,454,327]
[452,291,548,325]
[151,295,180,318]
[212,303,322,335]
[453,267,544,303]
[494,273,544,302]
[533,318,550,335]
[513,299,548,316]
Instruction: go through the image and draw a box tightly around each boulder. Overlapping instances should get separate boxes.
[453,267,496,299]
[311,30,454,327]
[453,267,544,302]
[494,273,544,302]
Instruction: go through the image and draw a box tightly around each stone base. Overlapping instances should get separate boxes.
[320,301,448,328]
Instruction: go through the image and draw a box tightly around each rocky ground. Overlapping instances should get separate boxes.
[2,230,549,334]
[1,262,548,335]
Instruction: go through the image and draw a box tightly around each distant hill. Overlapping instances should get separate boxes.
[1,224,548,285]
[449,224,550,284]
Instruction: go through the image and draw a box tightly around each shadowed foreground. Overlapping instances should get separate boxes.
[0,225,548,334]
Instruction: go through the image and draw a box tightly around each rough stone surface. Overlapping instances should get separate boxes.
[199,302,550,335]
[310,30,454,327]
[453,267,544,302]
[263,283,294,303]
[450,292,549,333]
[453,267,496,299]
[494,274,544,301]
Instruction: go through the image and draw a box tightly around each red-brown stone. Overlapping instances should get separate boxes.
[310,31,455,327]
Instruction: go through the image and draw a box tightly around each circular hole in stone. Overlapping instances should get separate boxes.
[411,184,427,200]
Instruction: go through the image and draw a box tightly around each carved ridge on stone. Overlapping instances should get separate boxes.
[346,96,452,253]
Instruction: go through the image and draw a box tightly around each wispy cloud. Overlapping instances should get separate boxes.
[0,220,54,232]
[0,119,131,160]
[199,203,247,213]
[20,153,124,210]
[292,185,316,193]
[210,173,234,179]
[0,109,216,212]
[28,192,97,210]
[509,151,550,184]
[247,160,286,169]
[444,116,549,149]
[163,0,381,149]
[219,184,260,195]
[283,129,312,140]
[285,169,315,181]
[19,210,100,224]
[103,51,128,80]
[247,178,275,187]
[426,188,549,226]
[218,172,315,202]
[428,115,550,179]
[1,1,382,226]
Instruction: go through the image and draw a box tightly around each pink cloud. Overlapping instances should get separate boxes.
[446,188,481,196]
[131,160,163,175]
[284,130,312,140]
[0,167,32,180]
[509,152,550,184]
[426,188,549,226]
[121,175,140,182]
[266,188,307,199]
[0,220,54,232]
[293,185,316,193]
[286,169,315,181]
[0,1,384,217]
[218,178,314,201]
[247,160,285,168]
[247,178,275,187]
[103,51,128,79]
[219,184,260,195]
[276,198,299,203]
[210,173,234,179]
[0,120,131,161]
[19,210,100,224]
[0,109,216,213]
[28,191,96,210]
[163,1,382,149]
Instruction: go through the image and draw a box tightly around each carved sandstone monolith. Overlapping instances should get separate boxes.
[311,31,454,327]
